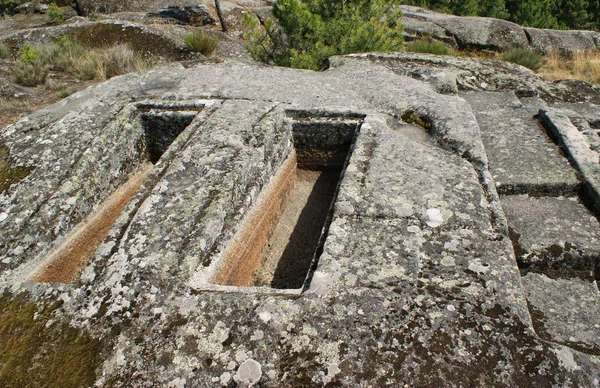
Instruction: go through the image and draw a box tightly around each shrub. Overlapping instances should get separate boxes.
[47,3,66,24]
[244,0,404,71]
[500,47,544,71]
[57,88,71,98]
[37,35,85,70]
[405,38,454,56]
[183,30,218,55]
[11,60,48,86]
[0,42,10,59]
[11,38,150,86]
[11,44,47,86]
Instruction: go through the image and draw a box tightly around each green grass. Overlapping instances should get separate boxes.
[183,30,218,55]
[500,47,544,71]
[0,294,101,387]
[405,38,454,56]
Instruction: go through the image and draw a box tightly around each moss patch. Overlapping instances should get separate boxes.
[0,144,34,194]
[0,294,101,387]
[401,110,432,131]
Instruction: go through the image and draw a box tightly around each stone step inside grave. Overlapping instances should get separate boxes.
[462,91,580,195]
[522,272,600,355]
[501,194,600,271]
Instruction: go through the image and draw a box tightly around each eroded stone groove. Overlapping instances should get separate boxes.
[29,108,199,283]
[212,114,362,289]
[30,163,153,283]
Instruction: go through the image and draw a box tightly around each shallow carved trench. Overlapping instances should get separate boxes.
[30,109,197,283]
[212,114,364,289]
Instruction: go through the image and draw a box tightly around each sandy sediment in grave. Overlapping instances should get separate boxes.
[211,151,297,287]
[30,163,153,283]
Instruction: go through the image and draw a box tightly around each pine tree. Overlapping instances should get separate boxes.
[478,0,510,19]
[557,0,591,29]
[506,0,562,29]
[246,0,405,70]
[452,0,480,16]
[587,0,600,29]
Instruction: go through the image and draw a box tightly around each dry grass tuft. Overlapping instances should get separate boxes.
[74,44,150,80]
[183,30,218,56]
[538,51,600,85]
[9,38,152,86]
[0,43,10,59]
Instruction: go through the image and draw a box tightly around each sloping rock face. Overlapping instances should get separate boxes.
[401,5,600,54]
[0,20,190,60]
[1,55,600,386]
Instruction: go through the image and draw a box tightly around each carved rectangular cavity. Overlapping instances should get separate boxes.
[211,113,363,290]
[30,108,199,283]
[140,110,197,164]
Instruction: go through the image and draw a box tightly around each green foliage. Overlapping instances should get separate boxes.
[0,295,101,387]
[57,88,71,98]
[245,0,405,71]
[556,0,591,29]
[405,38,454,55]
[182,30,218,55]
[47,3,66,24]
[506,0,563,29]
[35,35,84,71]
[19,44,37,64]
[0,0,27,16]
[501,47,544,71]
[11,60,48,86]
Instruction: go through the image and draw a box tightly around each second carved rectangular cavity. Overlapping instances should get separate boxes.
[212,113,364,290]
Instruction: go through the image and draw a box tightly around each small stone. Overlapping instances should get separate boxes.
[426,208,444,227]
[236,359,262,386]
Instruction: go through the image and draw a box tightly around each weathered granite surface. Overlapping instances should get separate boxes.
[330,52,555,98]
[401,5,530,52]
[400,5,600,55]
[1,54,600,386]
[0,20,191,60]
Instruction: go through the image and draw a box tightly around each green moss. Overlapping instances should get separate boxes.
[0,294,102,388]
[0,144,35,194]
[401,110,432,131]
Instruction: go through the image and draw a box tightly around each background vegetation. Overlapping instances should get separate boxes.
[403,0,600,30]
[245,0,405,70]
